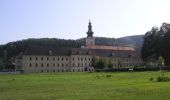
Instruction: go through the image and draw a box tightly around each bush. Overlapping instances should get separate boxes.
[157,74,170,82]
[106,74,112,78]
[149,77,154,81]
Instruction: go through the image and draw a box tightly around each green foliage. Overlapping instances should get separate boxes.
[157,74,170,82]
[157,56,164,66]
[142,23,170,66]
[149,77,154,81]
[92,57,107,69]
[106,74,112,78]
[108,60,113,69]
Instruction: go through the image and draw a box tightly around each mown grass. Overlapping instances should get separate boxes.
[0,71,170,100]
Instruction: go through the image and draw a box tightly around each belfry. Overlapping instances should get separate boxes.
[86,20,95,46]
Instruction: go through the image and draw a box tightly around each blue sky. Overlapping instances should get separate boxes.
[0,0,170,44]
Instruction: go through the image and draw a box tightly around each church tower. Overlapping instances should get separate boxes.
[86,20,95,46]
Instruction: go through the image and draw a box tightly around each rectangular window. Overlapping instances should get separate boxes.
[58,58,59,61]
[47,57,49,61]
[36,63,38,67]
[35,57,38,61]
[62,58,63,61]
[41,63,43,67]
[47,63,49,67]
[58,64,59,67]
[53,57,55,61]
[30,63,32,67]
[73,57,74,60]
[29,57,32,61]
[41,57,43,61]
[85,57,86,61]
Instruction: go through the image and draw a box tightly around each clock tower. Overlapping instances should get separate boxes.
[86,20,95,46]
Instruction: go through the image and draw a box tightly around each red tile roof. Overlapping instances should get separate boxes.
[85,45,135,51]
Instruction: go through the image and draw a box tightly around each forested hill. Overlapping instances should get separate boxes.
[0,35,143,62]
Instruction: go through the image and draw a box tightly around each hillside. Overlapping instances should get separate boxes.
[0,35,144,66]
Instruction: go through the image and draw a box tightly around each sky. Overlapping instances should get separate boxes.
[0,0,170,45]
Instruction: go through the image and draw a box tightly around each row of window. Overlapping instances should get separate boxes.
[73,57,91,61]
[41,69,84,72]
[112,63,140,67]
[29,63,91,67]
[29,57,91,61]
[29,57,69,61]
[72,63,91,66]
[111,58,141,62]
[29,63,69,67]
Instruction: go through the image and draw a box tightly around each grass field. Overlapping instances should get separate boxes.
[1,71,170,100]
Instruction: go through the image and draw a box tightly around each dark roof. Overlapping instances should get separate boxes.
[24,46,71,56]
[23,46,140,58]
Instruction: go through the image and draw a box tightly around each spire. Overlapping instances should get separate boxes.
[87,19,94,37]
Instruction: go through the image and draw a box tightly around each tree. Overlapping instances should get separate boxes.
[107,60,113,70]
[97,59,105,69]
[142,23,170,66]
[157,56,165,70]
[91,56,98,68]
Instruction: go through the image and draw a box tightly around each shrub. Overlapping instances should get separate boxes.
[95,75,100,79]
[157,74,170,82]
[149,77,154,81]
[106,74,112,78]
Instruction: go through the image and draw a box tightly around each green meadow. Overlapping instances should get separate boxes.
[0,71,170,100]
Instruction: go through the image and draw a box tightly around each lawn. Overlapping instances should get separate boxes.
[0,71,170,100]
